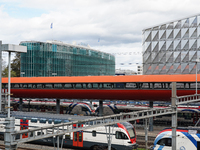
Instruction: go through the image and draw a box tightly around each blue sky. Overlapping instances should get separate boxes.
[1,0,200,71]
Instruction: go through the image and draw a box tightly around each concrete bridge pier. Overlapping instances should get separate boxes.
[56,99,60,114]
[99,100,103,117]
[149,101,153,131]
[19,98,23,111]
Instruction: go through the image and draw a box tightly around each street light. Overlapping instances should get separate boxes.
[0,42,27,118]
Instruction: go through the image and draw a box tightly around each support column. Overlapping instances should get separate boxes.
[99,100,103,117]
[172,82,177,150]
[28,99,31,112]
[56,99,60,114]
[4,117,17,150]
[19,98,23,111]
[149,101,153,131]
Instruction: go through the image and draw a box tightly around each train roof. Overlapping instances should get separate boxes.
[2,74,200,84]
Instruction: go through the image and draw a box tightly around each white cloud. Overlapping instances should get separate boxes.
[1,0,200,70]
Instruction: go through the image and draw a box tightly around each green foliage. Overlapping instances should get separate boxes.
[2,52,20,77]
[2,66,17,77]
[11,52,20,77]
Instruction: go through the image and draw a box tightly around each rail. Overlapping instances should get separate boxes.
[10,107,175,145]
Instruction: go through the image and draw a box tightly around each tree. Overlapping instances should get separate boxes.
[11,52,20,77]
[2,52,20,77]
[2,66,16,77]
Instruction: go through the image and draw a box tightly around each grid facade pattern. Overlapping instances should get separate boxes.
[20,41,115,77]
[143,14,200,75]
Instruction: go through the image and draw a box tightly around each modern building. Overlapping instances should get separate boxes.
[20,41,115,77]
[143,14,200,75]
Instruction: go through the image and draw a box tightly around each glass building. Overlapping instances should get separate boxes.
[20,41,115,77]
[143,14,200,75]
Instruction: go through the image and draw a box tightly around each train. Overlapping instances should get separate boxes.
[11,99,95,116]
[0,117,138,150]
[95,104,200,126]
[9,99,200,126]
[150,127,200,150]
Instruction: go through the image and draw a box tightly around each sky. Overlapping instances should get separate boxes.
[1,0,200,71]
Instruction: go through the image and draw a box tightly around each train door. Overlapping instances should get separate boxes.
[73,124,83,147]
[20,119,29,138]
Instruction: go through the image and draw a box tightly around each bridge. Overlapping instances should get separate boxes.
[2,74,200,101]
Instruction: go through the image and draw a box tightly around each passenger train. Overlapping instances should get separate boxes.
[11,100,95,116]
[151,127,200,150]
[0,118,138,150]
[9,99,200,126]
[95,104,200,126]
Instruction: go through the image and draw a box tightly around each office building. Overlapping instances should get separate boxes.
[143,14,200,74]
[20,41,115,77]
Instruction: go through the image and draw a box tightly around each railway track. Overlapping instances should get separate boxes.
[137,135,155,148]
[0,141,76,150]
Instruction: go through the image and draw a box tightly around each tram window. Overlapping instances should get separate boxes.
[157,138,171,146]
[92,130,96,137]
[115,131,128,139]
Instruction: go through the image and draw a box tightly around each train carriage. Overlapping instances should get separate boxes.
[151,127,200,150]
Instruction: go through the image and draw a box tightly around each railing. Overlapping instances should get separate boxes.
[176,94,200,105]
[10,107,175,145]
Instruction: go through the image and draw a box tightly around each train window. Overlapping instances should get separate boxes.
[127,128,135,138]
[66,106,73,112]
[157,138,171,146]
[92,130,96,137]
[115,131,128,139]
[197,141,200,150]
[74,132,77,141]
[82,107,88,111]
[65,134,70,139]
[37,132,44,136]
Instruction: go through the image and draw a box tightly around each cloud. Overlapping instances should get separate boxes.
[1,0,200,70]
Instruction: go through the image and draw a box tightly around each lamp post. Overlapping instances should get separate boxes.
[1,43,27,118]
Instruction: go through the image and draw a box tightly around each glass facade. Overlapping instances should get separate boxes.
[143,14,200,75]
[20,41,115,77]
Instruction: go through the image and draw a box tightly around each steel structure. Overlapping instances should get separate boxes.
[7,107,176,145]
[3,82,200,150]
[143,14,200,75]
[2,74,200,100]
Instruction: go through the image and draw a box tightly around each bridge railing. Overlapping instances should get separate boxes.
[10,107,175,145]
[176,94,200,105]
